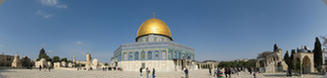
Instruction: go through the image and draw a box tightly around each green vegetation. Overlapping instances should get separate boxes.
[36,48,50,61]
[21,56,34,68]
[218,59,256,68]
[283,51,291,67]
[313,37,322,69]
[52,56,60,62]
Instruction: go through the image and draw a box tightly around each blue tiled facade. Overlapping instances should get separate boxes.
[111,42,194,62]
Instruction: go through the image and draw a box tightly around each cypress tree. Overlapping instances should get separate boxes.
[290,49,296,69]
[283,51,290,66]
[313,37,322,68]
[37,48,50,61]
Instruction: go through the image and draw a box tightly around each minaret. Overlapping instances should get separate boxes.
[72,56,76,63]
[85,52,91,70]
[11,53,21,68]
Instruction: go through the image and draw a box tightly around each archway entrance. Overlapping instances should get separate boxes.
[302,56,311,74]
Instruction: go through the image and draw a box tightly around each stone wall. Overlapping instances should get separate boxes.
[0,54,14,66]
[118,60,175,72]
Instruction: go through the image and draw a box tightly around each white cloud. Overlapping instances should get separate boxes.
[35,9,53,19]
[36,0,68,18]
[39,0,68,8]
[40,0,58,6]
[74,41,84,46]
[56,4,67,8]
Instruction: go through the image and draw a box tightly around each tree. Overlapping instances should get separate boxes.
[284,51,291,67]
[37,48,50,61]
[61,58,68,62]
[294,58,301,72]
[289,49,296,69]
[21,56,34,69]
[313,37,323,68]
[104,63,108,66]
[52,56,60,62]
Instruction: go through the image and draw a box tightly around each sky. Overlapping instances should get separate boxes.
[0,0,327,63]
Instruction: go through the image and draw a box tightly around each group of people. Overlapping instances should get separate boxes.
[139,67,156,78]
[208,67,258,78]
[38,65,52,72]
[102,67,122,71]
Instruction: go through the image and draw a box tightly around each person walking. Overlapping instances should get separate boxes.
[146,67,150,78]
[139,67,143,78]
[183,67,189,78]
[39,65,42,71]
[224,67,228,78]
[248,67,252,75]
[47,62,52,72]
[216,68,223,78]
[152,68,156,78]
[227,67,231,78]
[209,67,212,76]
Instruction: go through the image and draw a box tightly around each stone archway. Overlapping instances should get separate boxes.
[294,52,314,73]
[302,56,311,74]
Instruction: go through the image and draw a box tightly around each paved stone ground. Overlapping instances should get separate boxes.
[0,69,325,78]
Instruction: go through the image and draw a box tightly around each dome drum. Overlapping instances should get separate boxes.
[136,33,173,42]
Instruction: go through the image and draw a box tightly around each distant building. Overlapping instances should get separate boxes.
[293,48,314,74]
[51,53,103,70]
[322,48,327,65]
[256,44,288,73]
[0,54,14,66]
[197,60,219,69]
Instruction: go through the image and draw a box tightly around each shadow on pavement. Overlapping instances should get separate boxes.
[264,73,301,77]
[0,67,16,78]
[264,74,288,77]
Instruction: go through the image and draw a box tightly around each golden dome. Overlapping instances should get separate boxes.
[137,18,172,38]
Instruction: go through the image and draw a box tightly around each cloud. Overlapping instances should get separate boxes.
[56,4,67,8]
[74,41,84,46]
[40,0,58,6]
[36,0,68,18]
[35,9,53,18]
[39,0,68,8]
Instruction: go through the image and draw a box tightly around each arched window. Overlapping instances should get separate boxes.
[162,50,167,60]
[123,52,128,61]
[147,51,152,60]
[128,52,133,60]
[154,37,157,41]
[168,49,173,60]
[134,52,139,60]
[141,51,145,60]
[145,37,149,42]
[178,51,182,59]
[154,50,160,60]
[174,50,177,59]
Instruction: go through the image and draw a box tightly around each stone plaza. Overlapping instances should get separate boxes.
[0,69,324,78]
